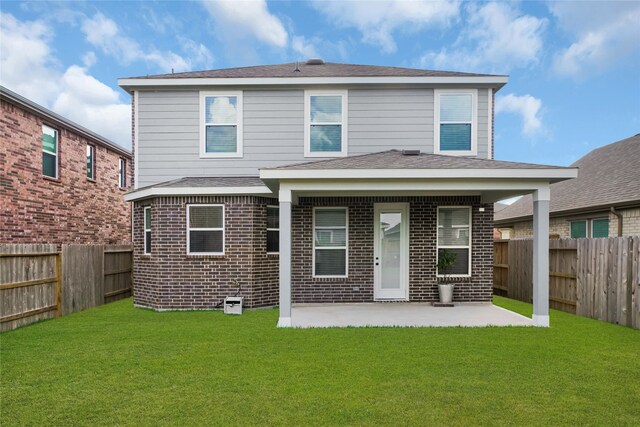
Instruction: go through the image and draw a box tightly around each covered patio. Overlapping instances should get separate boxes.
[260,150,577,328]
[290,303,533,328]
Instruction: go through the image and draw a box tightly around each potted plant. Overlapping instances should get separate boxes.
[437,249,457,304]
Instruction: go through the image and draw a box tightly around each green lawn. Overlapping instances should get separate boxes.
[1,297,638,426]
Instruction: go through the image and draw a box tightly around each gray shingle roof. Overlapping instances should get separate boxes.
[125,62,504,80]
[265,150,568,170]
[135,176,265,192]
[495,134,640,223]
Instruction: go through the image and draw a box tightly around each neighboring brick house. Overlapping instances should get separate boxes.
[120,60,576,327]
[495,134,640,239]
[0,86,132,246]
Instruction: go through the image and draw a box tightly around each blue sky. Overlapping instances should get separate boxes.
[1,1,639,166]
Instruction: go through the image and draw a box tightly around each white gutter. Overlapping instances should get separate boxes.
[124,185,274,202]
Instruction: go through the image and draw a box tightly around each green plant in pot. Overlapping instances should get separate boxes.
[437,249,457,304]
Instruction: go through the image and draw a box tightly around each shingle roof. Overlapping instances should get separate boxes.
[495,134,640,223]
[125,62,504,80]
[265,150,568,170]
[139,176,265,191]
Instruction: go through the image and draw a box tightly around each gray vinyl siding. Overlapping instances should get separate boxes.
[137,88,493,187]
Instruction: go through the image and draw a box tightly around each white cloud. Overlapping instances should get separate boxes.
[311,0,459,53]
[201,0,288,48]
[0,13,131,148]
[550,2,640,78]
[82,51,97,68]
[291,35,349,61]
[292,36,320,59]
[419,2,546,73]
[495,93,543,136]
[81,12,213,72]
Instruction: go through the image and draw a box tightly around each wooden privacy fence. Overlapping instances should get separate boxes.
[493,237,640,329]
[0,244,132,332]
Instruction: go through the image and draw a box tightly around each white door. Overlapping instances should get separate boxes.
[374,203,409,300]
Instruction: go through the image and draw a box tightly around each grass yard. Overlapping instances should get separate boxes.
[1,297,638,426]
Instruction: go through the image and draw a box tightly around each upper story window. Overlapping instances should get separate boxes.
[434,89,477,156]
[200,91,243,158]
[42,125,58,179]
[86,144,96,180]
[118,158,126,188]
[305,90,348,157]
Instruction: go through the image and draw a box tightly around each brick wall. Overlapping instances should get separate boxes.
[132,196,278,310]
[292,196,494,303]
[0,98,132,245]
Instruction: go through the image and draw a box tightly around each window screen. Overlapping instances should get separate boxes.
[314,208,347,276]
[188,205,224,254]
[591,218,609,238]
[570,221,587,238]
[439,93,473,151]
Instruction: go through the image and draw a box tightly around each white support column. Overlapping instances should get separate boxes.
[277,189,293,327]
[532,187,550,327]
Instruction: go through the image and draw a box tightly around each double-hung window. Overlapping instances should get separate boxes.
[187,205,224,255]
[118,158,126,188]
[313,208,348,277]
[42,125,58,178]
[305,90,347,157]
[267,206,279,254]
[437,207,471,276]
[144,206,151,254]
[200,91,243,158]
[87,144,96,180]
[434,89,477,155]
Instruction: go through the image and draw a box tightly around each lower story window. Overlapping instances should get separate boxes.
[314,207,348,277]
[570,220,587,238]
[591,218,609,238]
[437,207,471,276]
[144,206,151,254]
[187,204,224,255]
[267,206,279,253]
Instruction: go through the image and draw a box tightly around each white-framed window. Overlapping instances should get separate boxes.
[304,90,348,157]
[42,125,58,179]
[437,206,472,277]
[199,91,243,158]
[86,144,96,180]
[118,158,126,188]
[434,89,477,155]
[144,206,151,254]
[187,204,225,255]
[313,207,348,277]
[267,205,279,254]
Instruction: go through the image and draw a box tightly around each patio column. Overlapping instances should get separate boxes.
[532,187,550,327]
[277,189,292,327]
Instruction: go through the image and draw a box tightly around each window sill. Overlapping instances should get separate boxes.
[267,252,280,256]
[87,177,97,183]
[304,152,348,158]
[199,153,243,159]
[43,175,61,183]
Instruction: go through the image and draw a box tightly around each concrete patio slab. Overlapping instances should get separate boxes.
[290,303,534,328]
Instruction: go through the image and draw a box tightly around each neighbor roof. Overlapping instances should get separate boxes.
[264,150,568,171]
[124,62,504,80]
[0,85,130,157]
[495,134,640,224]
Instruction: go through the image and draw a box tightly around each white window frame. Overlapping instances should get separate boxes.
[42,124,58,179]
[87,144,96,180]
[267,205,279,254]
[186,204,225,256]
[590,217,609,238]
[570,219,588,238]
[434,89,478,156]
[144,206,151,255]
[199,91,243,158]
[304,90,348,158]
[312,207,348,278]
[118,158,126,188]
[436,206,472,278]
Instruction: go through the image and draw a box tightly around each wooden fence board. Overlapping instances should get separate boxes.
[1,244,132,332]
[494,236,639,329]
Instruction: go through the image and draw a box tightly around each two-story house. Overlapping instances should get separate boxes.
[1,85,132,246]
[119,60,576,327]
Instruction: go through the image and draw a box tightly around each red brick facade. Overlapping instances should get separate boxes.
[132,196,278,310]
[133,195,493,310]
[0,97,132,245]
[292,196,493,303]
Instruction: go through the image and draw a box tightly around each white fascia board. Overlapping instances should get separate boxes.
[124,185,273,202]
[260,168,578,181]
[118,75,509,89]
[279,179,555,193]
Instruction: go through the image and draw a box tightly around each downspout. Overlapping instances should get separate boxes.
[610,207,623,237]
